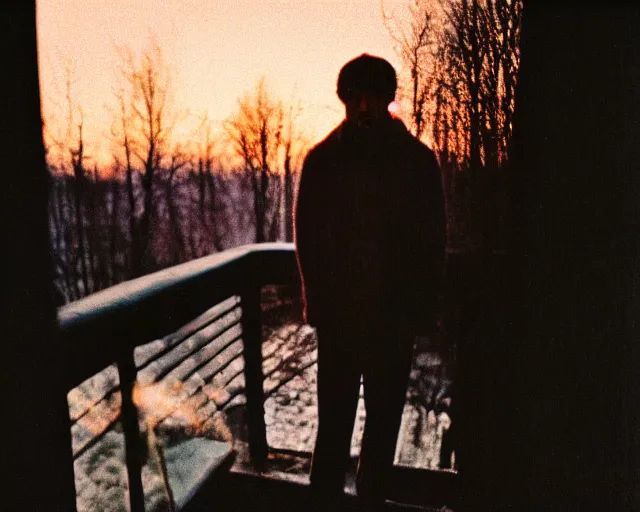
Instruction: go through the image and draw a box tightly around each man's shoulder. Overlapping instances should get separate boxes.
[302,125,343,171]
[309,125,343,157]
[401,127,437,160]
[388,119,438,163]
[415,140,440,171]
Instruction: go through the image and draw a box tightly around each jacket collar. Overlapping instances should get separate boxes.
[334,116,408,145]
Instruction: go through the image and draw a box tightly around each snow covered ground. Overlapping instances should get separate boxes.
[67,290,454,511]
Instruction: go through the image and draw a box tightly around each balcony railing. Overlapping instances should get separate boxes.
[59,244,300,511]
[59,243,463,511]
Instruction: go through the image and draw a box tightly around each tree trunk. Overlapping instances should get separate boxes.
[50,173,69,298]
[73,154,90,295]
[198,158,206,218]
[65,177,81,299]
[135,166,154,275]
[86,167,101,291]
[125,138,137,275]
[284,150,294,242]
[268,174,282,242]
[252,168,265,243]
[205,161,224,252]
[55,177,72,299]
[109,171,120,285]
[166,171,185,265]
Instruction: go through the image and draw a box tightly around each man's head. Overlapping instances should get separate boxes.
[337,54,397,128]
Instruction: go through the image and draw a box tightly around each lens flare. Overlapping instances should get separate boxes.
[388,100,400,118]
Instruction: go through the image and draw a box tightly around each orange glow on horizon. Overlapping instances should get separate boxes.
[37,0,408,168]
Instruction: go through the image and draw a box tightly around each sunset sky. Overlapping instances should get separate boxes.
[37,0,408,166]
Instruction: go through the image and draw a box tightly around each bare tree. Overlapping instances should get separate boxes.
[50,66,115,297]
[281,101,308,242]
[45,47,310,300]
[115,42,178,275]
[194,115,226,252]
[164,148,188,265]
[85,163,114,292]
[225,78,284,243]
[384,0,522,165]
[112,86,139,275]
[382,0,438,140]
[492,0,522,161]
[47,157,76,302]
[108,162,122,286]
[384,0,522,249]
[69,119,90,294]
[444,0,522,247]
[45,61,89,299]
[436,0,522,168]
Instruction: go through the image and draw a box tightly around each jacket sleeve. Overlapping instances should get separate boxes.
[294,151,320,325]
[407,148,447,334]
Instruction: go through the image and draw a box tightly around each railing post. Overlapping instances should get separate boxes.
[240,285,268,463]
[117,352,146,512]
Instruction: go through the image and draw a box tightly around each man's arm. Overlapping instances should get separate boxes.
[294,151,319,325]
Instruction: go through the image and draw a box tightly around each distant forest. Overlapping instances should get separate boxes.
[47,0,522,304]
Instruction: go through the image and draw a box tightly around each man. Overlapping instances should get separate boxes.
[295,54,446,509]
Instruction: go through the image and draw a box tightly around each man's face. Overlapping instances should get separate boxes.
[345,91,391,128]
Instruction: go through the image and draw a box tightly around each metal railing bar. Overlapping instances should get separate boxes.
[180,393,242,429]
[71,317,241,425]
[143,311,241,384]
[58,245,258,326]
[59,244,298,390]
[72,342,245,442]
[210,356,245,391]
[60,244,303,500]
[148,357,245,428]
[118,352,146,512]
[70,323,240,425]
[152,356,246,428]
[216,373,247,410]
[178,334,243,391]
[222,392,247,410]
[216,390,246,412]
[193,340,243,384]
[147,341,245,428]
[158,323,242,385]
[136,296,240,371]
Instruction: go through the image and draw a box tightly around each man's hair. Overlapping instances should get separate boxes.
[336,54,397,104]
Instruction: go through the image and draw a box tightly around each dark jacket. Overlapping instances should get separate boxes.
[294,117,446,334]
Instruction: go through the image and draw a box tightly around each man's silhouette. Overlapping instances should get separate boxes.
[295,54,446,509]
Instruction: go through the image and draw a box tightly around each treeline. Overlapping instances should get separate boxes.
[48,161,278,303]
[385,0,523,250]
[46,46,306,304]
[47,0,522,302]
